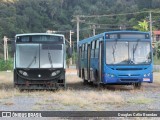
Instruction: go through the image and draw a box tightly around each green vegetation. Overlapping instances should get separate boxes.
[0,59,13,71]
[153,56,160,65]
[0,0,160,65]
[1,0,160,40]
[133,20,149,32]
[153,41,160,64]
[127,96,153,104]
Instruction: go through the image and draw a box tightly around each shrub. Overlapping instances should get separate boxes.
[0,59,13,71]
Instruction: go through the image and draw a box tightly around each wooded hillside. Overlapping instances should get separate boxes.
[0,0,160,40]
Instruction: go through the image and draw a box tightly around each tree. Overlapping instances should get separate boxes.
[133,20,149,31]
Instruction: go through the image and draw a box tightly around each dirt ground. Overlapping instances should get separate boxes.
[0,69,160,119]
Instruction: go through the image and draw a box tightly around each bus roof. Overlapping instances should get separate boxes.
[16,33,64,37]
[79,31,150,45]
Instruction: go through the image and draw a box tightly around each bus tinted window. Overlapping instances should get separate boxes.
[17,36,29,42]
[85,44,88,50]
[120,34,146,39]
[16,35,63,43]
[82,44,84,51]
[96,40,99,49]
[91,41,95,49]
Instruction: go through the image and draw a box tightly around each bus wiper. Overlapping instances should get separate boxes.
[132,39,140,62]
[112,39,118,62]
[48,48,53,68]
[27,51,37,68]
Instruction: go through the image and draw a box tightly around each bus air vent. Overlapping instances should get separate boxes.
[118,74,140,77]
[120,79,139,82]
[116,68,143,70]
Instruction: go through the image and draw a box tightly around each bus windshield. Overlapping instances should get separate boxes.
[106,41,151,65]
[16,44,63,68]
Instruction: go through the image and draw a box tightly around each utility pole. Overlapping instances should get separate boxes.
[72,15,85,52]
[149,11,152,42]
[90,24,100,36]
[92,25,96,36]
[69,30,74,48]
[72,41,75,64]
[3,36,8,61]
[76,16,80,53]
[72,16,85,68]
[69,30,74,65]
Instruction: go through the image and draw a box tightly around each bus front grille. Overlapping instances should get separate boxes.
[115,68,143,70]
[118,74,140,77]
[120,79,139,82]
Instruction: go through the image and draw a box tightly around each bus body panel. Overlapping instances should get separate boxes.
[102,64,153,84]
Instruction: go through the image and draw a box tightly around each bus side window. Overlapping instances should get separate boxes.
[79,46,82,59]
[96,40,99,49]
[95,40,99,58]
[91,41,95,58]
[81,44,84,59]
[85,43,88,59]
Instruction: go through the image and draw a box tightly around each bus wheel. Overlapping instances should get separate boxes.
[96,83,104,90]
[83,79,88,85]
[133,83,142,89]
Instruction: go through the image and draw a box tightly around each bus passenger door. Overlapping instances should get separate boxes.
[87,44,91,80]
[98,41,103,84]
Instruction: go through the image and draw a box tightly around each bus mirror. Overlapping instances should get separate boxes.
[67,47,72,58]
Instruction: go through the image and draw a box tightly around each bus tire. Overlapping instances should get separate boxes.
[133,83,142,89]
[83,79,88,85]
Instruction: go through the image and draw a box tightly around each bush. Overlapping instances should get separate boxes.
[0,59,13,71]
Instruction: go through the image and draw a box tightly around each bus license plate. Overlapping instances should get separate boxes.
[143,78,150,82]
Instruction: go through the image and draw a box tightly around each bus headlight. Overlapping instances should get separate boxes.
[106,73,115,77]
[18,70,28,76]
[144,74,147,77]
[144,73,150,77]
[22,72,28,76]
[110,74,114,77]
[51,70,60,77]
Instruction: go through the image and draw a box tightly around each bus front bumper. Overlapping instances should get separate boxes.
[102,74,153,84]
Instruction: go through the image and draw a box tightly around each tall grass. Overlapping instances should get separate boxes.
[0,59,13,71]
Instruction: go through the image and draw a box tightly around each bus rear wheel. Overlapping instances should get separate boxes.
[133,83,142,89]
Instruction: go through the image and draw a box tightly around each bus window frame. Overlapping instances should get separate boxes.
[91,41,95,58]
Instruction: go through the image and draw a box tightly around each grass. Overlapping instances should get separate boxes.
[0,70,159,111]
[32,105,42,110]
[127,96,153,104]
[47,89,124,109]
[0,71,22,99]
[3,102,14,106]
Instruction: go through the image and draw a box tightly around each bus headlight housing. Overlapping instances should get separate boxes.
[106,73,115,77]
[18,70,28,76]
[144,73,151,77]
[51,70,60,77]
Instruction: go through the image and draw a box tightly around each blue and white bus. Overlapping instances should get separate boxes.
[77,31,153,89]
[14,33,66,90]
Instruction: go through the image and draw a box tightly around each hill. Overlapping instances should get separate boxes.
[0,0,160,40]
